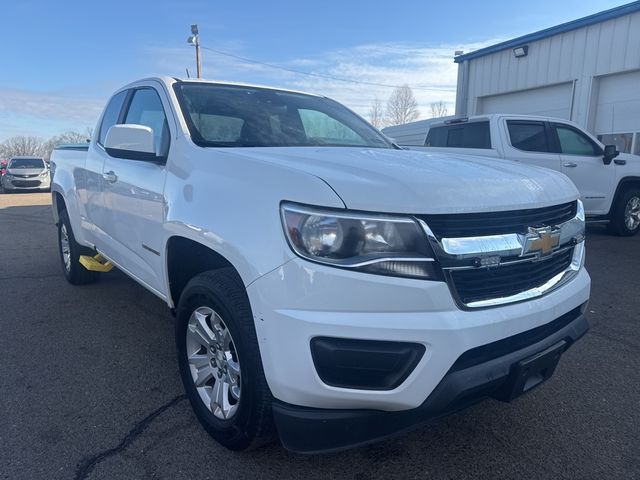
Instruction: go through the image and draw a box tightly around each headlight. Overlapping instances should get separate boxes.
[281,203,440,279]
[576,198,585,222]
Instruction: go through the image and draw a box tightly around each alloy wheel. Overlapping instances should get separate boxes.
[60,224,71,272]
[624,196,640,231]
[185,306,241,420]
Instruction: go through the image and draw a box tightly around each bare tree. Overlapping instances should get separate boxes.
[42,130,91,160]
[385,85,419,126]
[368,98,385,129]
[1,128,95,163]
[0,136,46,160]
[429,100,448,118]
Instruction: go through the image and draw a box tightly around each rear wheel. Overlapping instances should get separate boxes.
[57,209,101,284]
[175,268,275,451]
[608,188,640,236]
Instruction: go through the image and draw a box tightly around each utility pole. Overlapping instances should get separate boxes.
[187,24,202,78]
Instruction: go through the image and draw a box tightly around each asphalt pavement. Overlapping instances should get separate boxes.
[1,193,638,480]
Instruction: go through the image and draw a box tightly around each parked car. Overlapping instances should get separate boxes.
[50,77,590,453]
[1,156,51,193]
[1,160,8,186]
[383,114,640,236]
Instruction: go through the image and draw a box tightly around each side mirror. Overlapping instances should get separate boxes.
[603,144,619,165]
[104,124,159,162]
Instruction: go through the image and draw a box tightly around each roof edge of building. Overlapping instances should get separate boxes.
[454,1,640,64]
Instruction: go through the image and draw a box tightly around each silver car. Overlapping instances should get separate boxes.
[1,157,51,192]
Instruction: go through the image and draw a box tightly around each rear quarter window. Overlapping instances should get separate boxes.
[507,121,551,153]
[425,122,491,149]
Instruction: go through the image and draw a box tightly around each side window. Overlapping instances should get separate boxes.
[425,122,491,149]
[98,91,128,146]
[124,89,170,156]
[555,125,600,156]
[298,109,366,145]
[507,121,550,153]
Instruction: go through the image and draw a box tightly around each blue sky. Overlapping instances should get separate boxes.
[0,0,629,140]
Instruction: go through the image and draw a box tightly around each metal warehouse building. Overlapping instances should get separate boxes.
[454,1,640,155]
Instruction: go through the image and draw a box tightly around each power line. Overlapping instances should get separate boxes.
[199,46,455,93]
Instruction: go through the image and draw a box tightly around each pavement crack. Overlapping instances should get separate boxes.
[74,394,187,480]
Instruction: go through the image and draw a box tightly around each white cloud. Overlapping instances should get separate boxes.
[0,88,104,141]
[0,38,501,141]
[147,39,499,122]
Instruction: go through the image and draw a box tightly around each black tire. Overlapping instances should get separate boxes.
[607,188,640,236]
[57,209,101,284]
[176,268,275,451]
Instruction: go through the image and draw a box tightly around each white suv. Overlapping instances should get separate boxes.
[51,78,591,453]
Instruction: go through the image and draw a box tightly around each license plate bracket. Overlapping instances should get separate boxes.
[493,340,567,402]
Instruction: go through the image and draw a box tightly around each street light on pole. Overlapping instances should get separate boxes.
[187,24,202,79]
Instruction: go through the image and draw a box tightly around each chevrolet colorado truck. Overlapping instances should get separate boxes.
[50,77,590,453]
[383,114,640,236]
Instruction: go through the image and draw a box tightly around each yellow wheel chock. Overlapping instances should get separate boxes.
[79,254,114,273]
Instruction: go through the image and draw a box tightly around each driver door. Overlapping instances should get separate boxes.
[552,122,615,215]
[100,86,170,294]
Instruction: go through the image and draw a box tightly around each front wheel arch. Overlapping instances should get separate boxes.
[165,236,241,309]
[608,177,640,218]
[607,186,640,236]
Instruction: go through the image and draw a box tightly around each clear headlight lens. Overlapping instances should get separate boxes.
[281,203,439,279]
[576,198,585,222]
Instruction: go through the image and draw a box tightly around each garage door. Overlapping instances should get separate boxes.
[478,82,573,119]
[595,70,640,135]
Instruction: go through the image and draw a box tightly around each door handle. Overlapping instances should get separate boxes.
[102,171,118,183]
[563,162,577,168]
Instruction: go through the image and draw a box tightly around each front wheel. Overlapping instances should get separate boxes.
[175,268,275,451]
[608,188,640,236]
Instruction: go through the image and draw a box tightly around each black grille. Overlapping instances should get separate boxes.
[419,201,577,238]
[449,248,573,305]
[12,180,41,188]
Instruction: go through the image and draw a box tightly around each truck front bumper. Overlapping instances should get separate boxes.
[2,176,50,191]
[271,305,587,453]
[246,258,590,451]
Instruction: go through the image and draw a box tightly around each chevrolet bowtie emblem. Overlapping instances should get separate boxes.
[525,227,560,256]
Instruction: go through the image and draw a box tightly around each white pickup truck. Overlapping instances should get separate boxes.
[50,77,590,453]
[383,114,640,236]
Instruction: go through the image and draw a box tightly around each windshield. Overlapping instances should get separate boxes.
[9,158,45,169]
[174,82,391,149]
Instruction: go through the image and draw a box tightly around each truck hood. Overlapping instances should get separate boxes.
[7,168,46,176]
[222,147,579,214]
